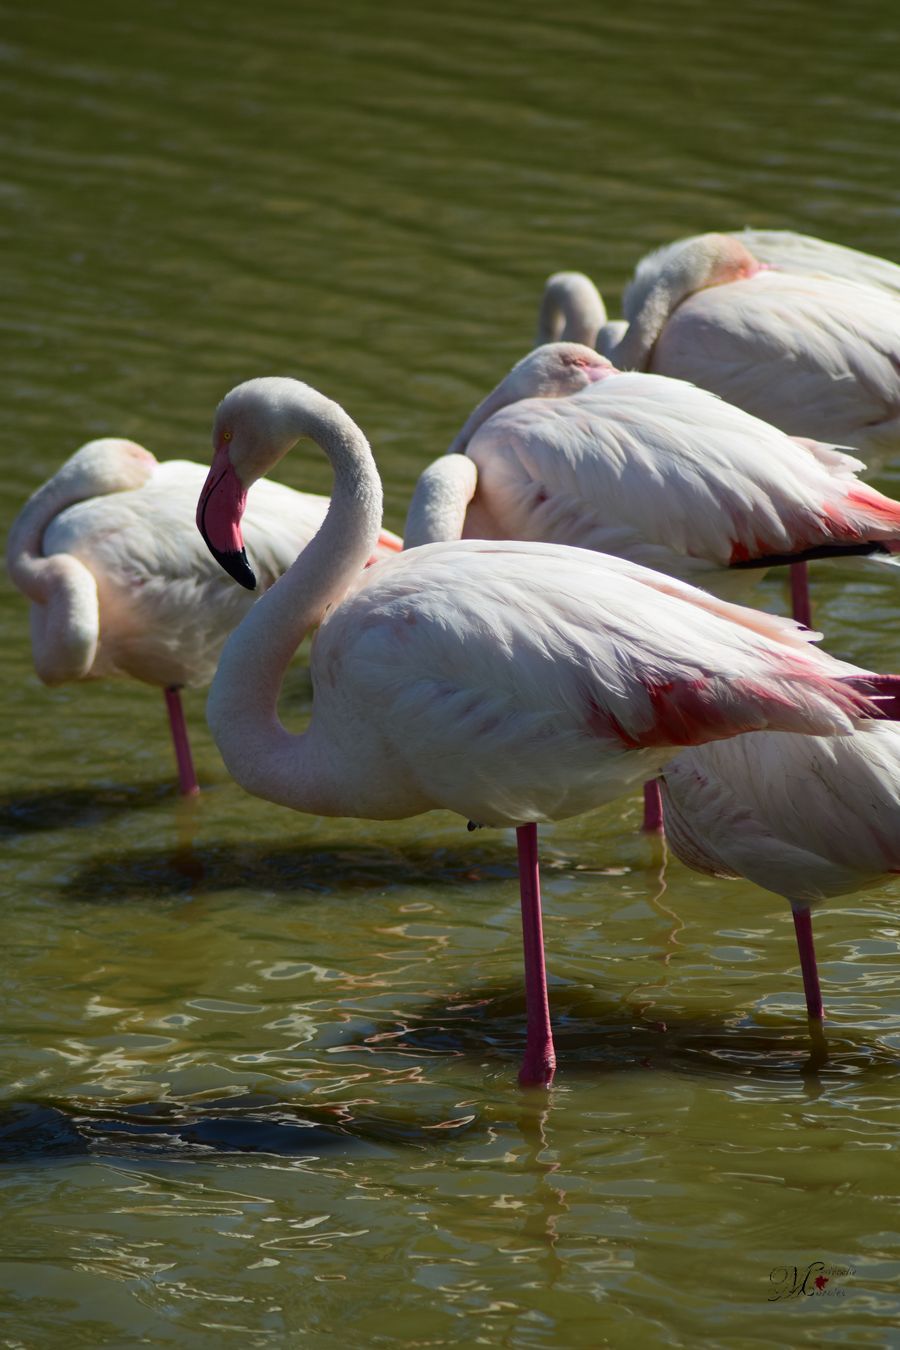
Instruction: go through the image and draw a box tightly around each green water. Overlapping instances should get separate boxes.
[3,0,900,1344]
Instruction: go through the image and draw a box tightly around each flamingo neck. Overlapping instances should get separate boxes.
[536,272,607,346]
[6,464,92,602]
[206,393,383,813]
[403,453,478,547]
[6,441,155,602]
[615,233,761,370]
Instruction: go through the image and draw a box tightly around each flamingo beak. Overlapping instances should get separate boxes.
[196,448,257,590]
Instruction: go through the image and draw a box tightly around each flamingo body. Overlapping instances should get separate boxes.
[662,721,900,903]
[613,234,900,458]
[405,347,900,599]
[287,539,873,828]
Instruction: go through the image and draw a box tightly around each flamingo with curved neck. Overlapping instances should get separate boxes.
[197,375,889,1086]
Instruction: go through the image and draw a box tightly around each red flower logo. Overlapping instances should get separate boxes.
[814,1276,829,1292]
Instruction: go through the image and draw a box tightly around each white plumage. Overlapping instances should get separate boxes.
[610,233,900,459]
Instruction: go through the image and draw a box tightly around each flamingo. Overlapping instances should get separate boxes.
[6,436,401,794]
[660,717,900,1053]
[604,233,900,460]
[195,374,888,1087]
[403,344,900,621]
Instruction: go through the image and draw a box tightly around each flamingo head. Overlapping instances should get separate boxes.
[197,377,310,591]
[447,344,615,453]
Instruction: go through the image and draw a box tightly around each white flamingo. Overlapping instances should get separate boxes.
[404,344,900,619]
[604,233,900,459]
[6,436,401,794]
[195,374,887,1087]
[661,717,900,1051]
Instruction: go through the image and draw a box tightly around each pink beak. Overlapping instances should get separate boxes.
[196,447,256,590]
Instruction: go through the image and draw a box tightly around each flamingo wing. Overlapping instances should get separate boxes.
[650,272,900,449]
[463,374,900,580]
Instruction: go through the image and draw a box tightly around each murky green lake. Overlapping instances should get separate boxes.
[3,0,900,1343]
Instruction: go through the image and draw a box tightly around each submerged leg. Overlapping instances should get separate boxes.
[790,561,812,629]
[516,823,556,1088]
[164,686,200,796]
[642,779,664,834]
[791,903,824,1023]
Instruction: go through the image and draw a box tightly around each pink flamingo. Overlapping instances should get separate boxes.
[404,344,900,628]
[605,233,900,461]
[195,375,886,1087]
[6,436,401,794]
[661,717,900,1053]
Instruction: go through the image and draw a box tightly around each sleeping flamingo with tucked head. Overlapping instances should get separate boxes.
[6,436,401,794]
[195,374,890,1086]
[404,343,900,624]
[661,717,900,1054]
[604,232,900,460]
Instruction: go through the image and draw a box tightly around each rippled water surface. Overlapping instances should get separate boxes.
[3,0,900,1344]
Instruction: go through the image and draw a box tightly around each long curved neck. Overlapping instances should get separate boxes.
[403,453,478,547]
[536,272,607,346]
[206,393,382,812]
[614,234,760,370]
[6,462,96,601]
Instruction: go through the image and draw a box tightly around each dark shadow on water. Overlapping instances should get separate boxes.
[384,982,900,1088]
[60,838,521,902]
[0,1093,481,1165]
[0,779,179,835]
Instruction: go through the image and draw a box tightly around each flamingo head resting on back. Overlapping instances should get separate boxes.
[446,342,615,454]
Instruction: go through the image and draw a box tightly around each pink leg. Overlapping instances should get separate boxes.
[790,561,812,629]
[516,823,556,1088]
[791,904,824,1023]
[642,779,664,834]
[164,687,200,796]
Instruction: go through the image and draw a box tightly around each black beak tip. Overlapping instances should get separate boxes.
[210,544,257,591]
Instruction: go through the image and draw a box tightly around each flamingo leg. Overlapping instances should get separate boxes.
[790,561,812,628]
[791,904,824,1023]
[642,779,664,834]
[516,823,556,1088]
[164,686,200,796]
